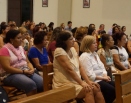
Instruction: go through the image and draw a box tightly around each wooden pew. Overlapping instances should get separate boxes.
[10,85,76,103]
[42,63,53,91]
[114,69,131,103]
[42,64,76,102]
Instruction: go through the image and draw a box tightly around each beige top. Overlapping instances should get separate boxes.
[52,47,82,96]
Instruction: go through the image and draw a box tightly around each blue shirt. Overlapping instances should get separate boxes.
[28,47,48,65]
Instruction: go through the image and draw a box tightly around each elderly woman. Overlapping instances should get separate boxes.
[79,35,115,103]
[52,31,105,103]
[111,32,130,70]
[0,30,43,96]
[28,31,50,71]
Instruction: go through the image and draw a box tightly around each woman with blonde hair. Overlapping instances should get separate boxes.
[74,26,88,56]
[18,27,33,51]
[79,35,115,103]
[60,23,65,31]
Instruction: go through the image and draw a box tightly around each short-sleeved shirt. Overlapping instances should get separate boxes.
[28,47,48,65]
[48,41,56,63]
[52,47,82,96]
[111,46,129,69]
[97,48,114,66]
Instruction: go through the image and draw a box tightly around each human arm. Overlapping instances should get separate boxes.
[127,40,131,54]
[0,37,4,49]
[111,49,127,70]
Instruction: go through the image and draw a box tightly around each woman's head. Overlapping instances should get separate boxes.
[48,22,54,28]
[4,30,22,47]
[88,27,96,35]
[18,27,28,39]
[80,35,97,53]
[101,34,114,48]
[121,26,126,33]
[60,23,65,29]
[75,27,88,41]
[50,27,62,41]
[112,32,127,46]
[33,31,48,47]
[0,25,10,34]
[56,31,74,50]
[112,26,120,34]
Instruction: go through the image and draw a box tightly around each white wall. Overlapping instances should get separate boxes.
[71,0,131,35]
[0,0,7,23]
[33,0,58,27]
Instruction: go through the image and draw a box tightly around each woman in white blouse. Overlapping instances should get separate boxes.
[111,32,130,70]
[79,35,115,103]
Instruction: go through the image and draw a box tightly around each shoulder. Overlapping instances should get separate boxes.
[0,47,9,56]
[80,52,89,59]
[97,48,105,56]
[54,48,67,57]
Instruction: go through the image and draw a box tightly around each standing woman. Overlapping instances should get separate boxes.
[79,35,115,103]
[53,31,105,103]
[0,25,10,48]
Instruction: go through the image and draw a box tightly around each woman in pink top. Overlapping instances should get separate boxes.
[0,30,43,96]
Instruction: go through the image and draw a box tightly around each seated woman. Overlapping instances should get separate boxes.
[111,32,130,70]
[28,31,50,71]
[79,35,115,103]
[97,34,117,74]
[52,31,105,103]
[74,27,88,56]
[19,27,33,52]
[48,27,62,63]
[0,30,43,96]
[0,25,10,48]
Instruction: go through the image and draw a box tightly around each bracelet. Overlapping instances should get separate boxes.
[22,70,25,74]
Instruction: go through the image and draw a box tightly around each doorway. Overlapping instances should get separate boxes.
[8,0,33,27]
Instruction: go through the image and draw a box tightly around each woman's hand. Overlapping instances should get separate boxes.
[90,81,100,89]
[103,76,111,82]
[80,81,92,92]
[24,69,34,75]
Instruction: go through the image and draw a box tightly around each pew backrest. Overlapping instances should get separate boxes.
[10,85,76,103]
[42,63,53,91]
[114,69,131,103]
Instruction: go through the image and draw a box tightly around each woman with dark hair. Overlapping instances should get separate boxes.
[97,34,117,73]
[121,26,126,33]
[112,26,120,35]
[53,31,105,103]
[27,23,35,37]
[0,30,43,96]
[48,27,62,62]
[0,25,10,48]
[28,31,50,71]
[47,22,54,32]
[111,32,130,70]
